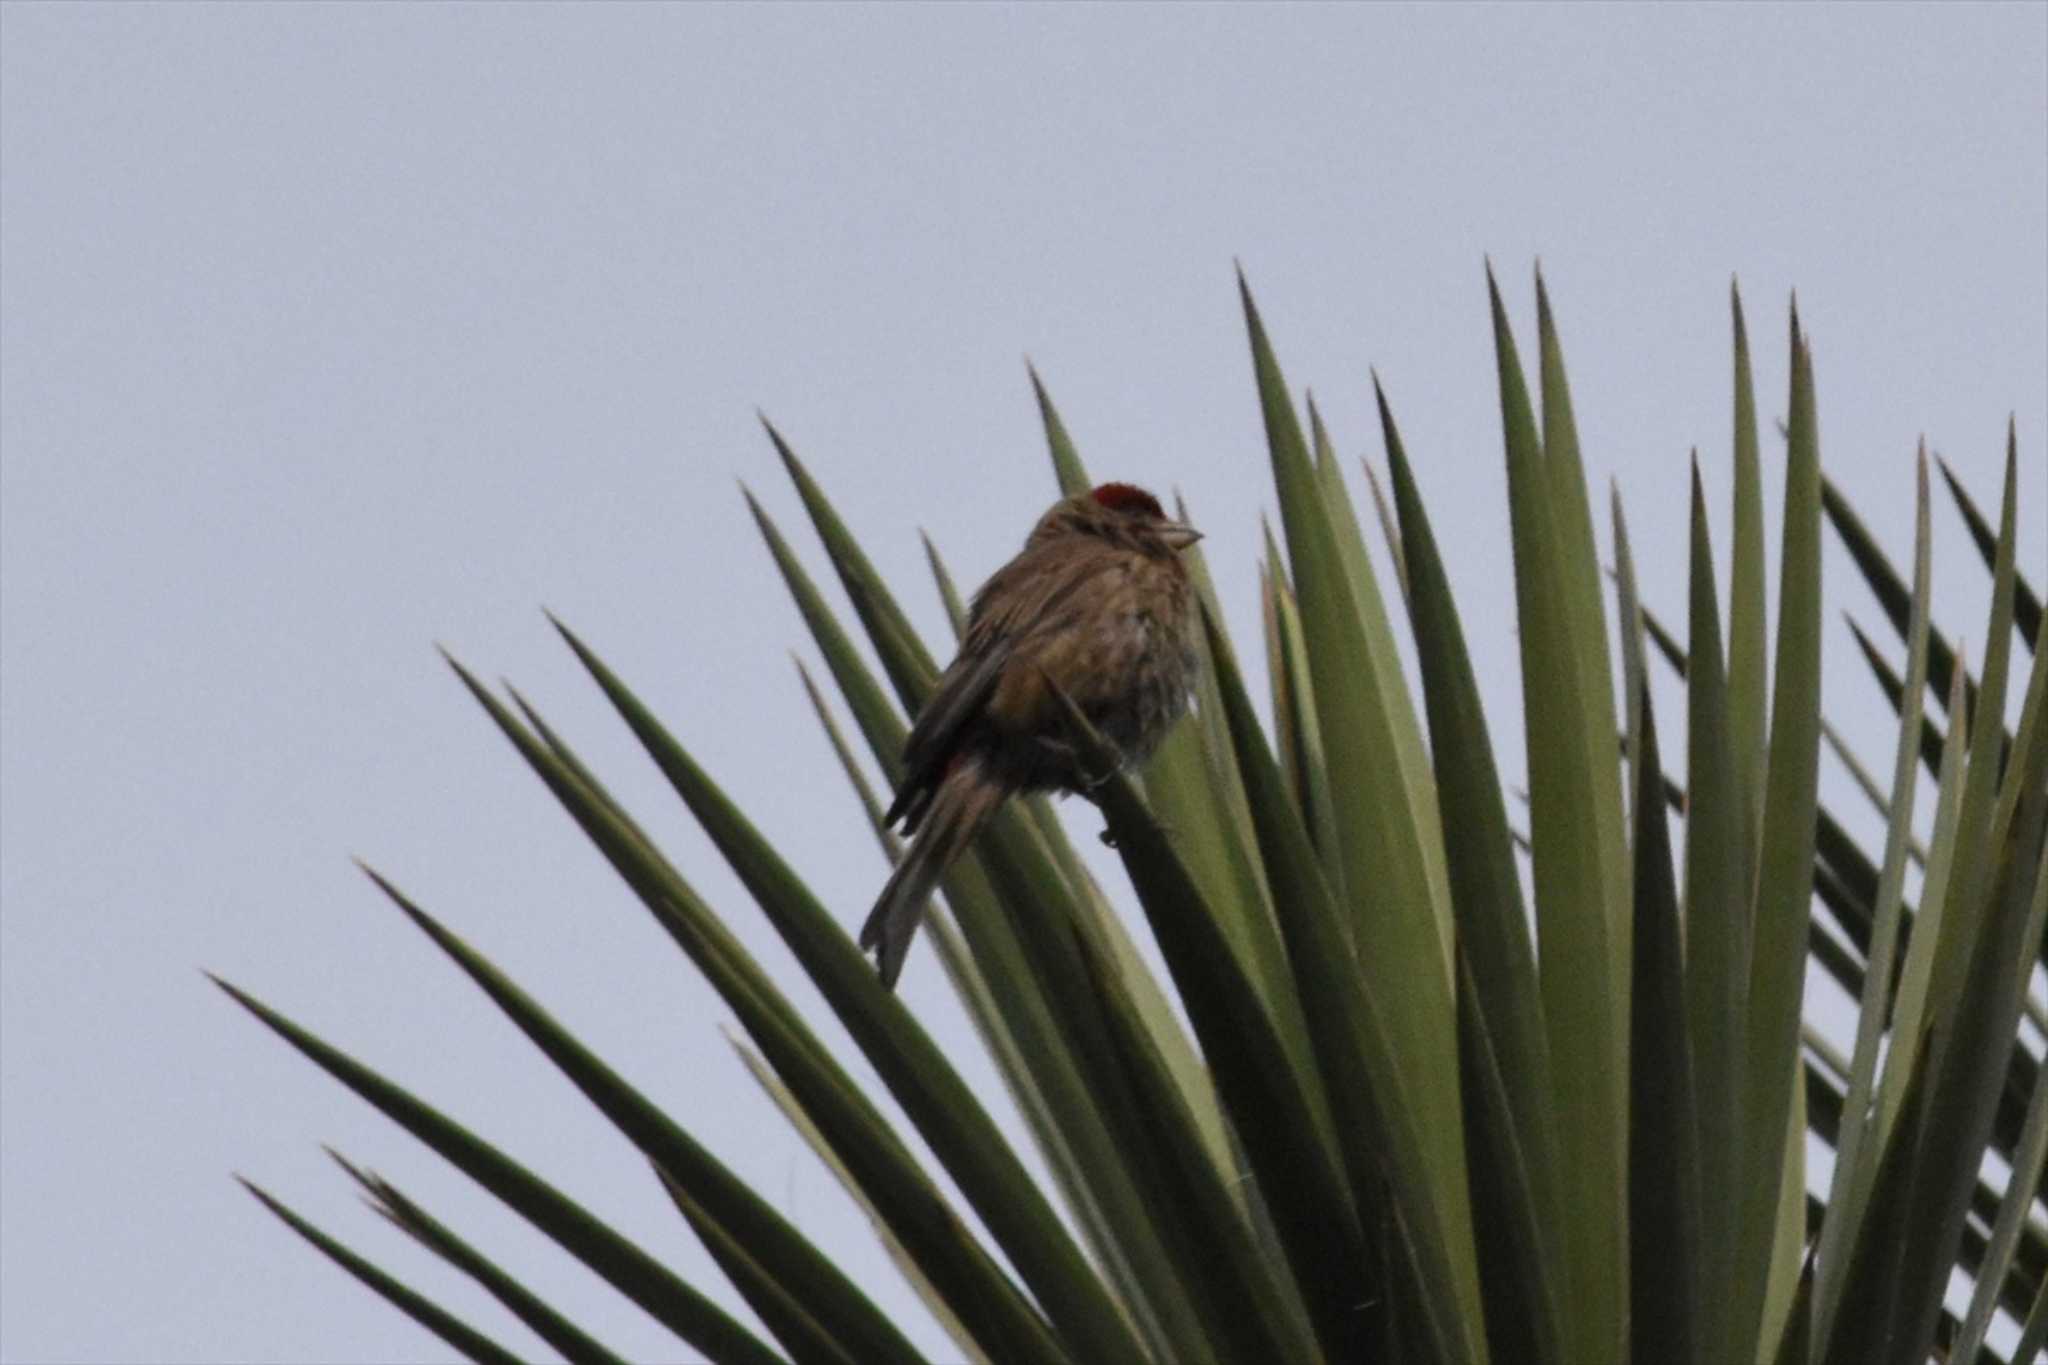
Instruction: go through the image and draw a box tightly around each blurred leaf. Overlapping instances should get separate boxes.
[744,487,914,791]
[550,616,1144,1365]
[1767,1250,1816,1365]
[1757,1055,1810,1359]
[1308,394,1377,630]
[1819,720,1927,867]
[795,658,894,850]
[330,1152,627,1365]
[1490,265,1627,1363]
[720,1034,982,1365]
[237,1178,529,1365]
[475,660,1092,1365]
[1817,1023,1936,1365]
[1801,1038,2042,1335]
[1203,600,1486,1365]
[1534,273,1632,946]
[1358,452,1410,607]
[1028,362,1092,499]
[1454,952,1563,1365]
[1874,657,1972,1151]
[1824,475,2015,763]
[1240,272,1475,1330]
[2012,1277,2048,1365]
[1739,310,1823,1361]
[1727,280,1770,856]
[657,1167,856,1365]
[963,800,1238,1365]
[1639,594,1688,679]
[1381,376,1563,1365]
[761,418,941,710]
[920,531,969,640]
[213,976,783,1365]
[791,655,1123,1309]
[1262,521,1340,865]
[1069,892,1321,1365]
[1888,771,2046,1359]
[1916,454,2023,1073]
[1681,459,1751,1363]
[1812,452,1933,1339]
[1047,670,1363,1365]
[1979,446,2042,867]
[361,863,940,1365]
[1950,1015,2048,1364]
[1844,616,1950,780]
[1936,440,2041,648]
[1616,495,1703,1365]
[1129,616,1310,1078]
[1869,461,2045,1359]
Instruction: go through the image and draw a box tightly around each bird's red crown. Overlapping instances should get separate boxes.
[1089,482,1166,519]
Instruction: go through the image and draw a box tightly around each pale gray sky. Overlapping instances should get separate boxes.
[2,5,2043,1362]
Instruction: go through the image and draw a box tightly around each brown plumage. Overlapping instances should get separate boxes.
[861,482,1203,987]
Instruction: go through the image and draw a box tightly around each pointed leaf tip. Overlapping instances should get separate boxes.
[353,860,403,902]
[323,1146,376,1191]
[758,413,801,465]
[1485,262,1510,316]
[356,865,433,931]
[438,649,488,695]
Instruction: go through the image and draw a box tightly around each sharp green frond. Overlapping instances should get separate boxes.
[225,273,2041,1365]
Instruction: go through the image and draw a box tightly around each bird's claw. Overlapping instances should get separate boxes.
[1080,752,1122,791]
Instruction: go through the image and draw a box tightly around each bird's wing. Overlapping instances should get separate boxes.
[887,536,1125,830]
[888,645,1008,830]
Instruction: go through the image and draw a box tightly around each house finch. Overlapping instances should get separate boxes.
[861,482,1203,987]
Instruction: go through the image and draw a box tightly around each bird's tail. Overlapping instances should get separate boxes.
[861,758,1004,989]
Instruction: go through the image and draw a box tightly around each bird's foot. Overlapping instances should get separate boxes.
[1079,754,1123,792]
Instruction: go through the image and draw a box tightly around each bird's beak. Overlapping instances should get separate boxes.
[1157,522,1203,551]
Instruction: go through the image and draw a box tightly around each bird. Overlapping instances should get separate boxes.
[861,481,1203,988]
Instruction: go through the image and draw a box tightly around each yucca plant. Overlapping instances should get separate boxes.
[220,269,2047,1365]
